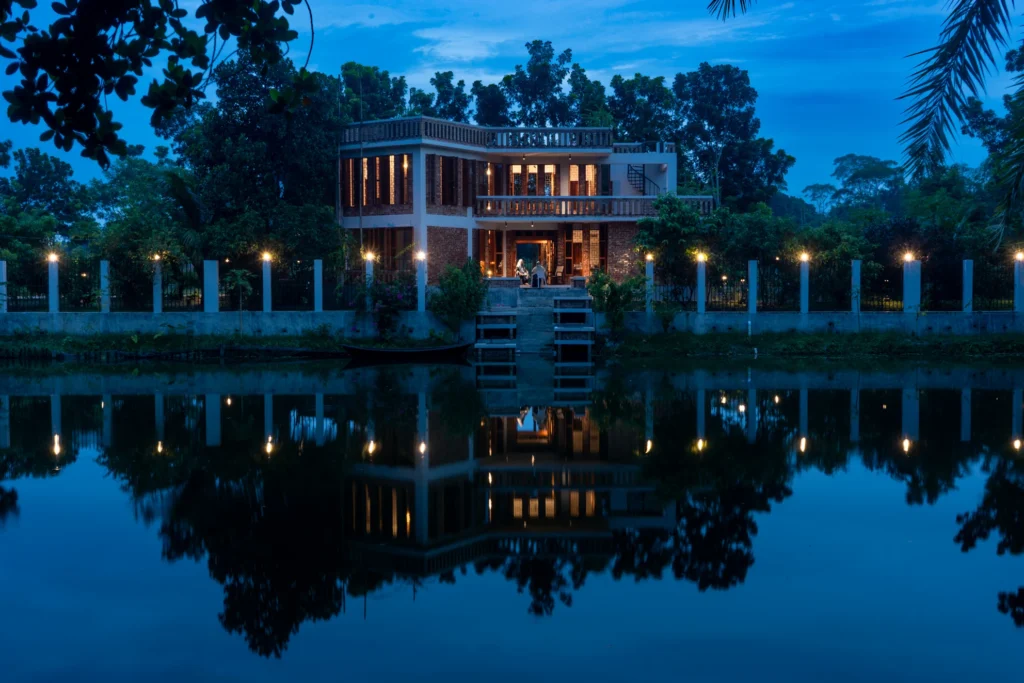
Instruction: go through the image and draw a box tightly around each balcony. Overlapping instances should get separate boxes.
[340,116,671,153]
[475,195,658,220]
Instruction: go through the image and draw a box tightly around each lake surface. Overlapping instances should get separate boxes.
[1,361,1023,681]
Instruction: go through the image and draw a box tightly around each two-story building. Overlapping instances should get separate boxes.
[338,116,712,284]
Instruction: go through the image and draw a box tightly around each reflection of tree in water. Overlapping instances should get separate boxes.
[954,458,1024,628]
[0,486,18,526]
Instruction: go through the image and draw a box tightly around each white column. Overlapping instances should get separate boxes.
[0,260,7,314]
[851,260,861,314]
[904,259,921,315]
[645,256,654,314]
[1015,258,1024,314]
[416,256,427,313]
[962,260,973,313]
[696,258,706,315]
[152,260,163,315]
[502,231,508,276]
[313,259,323,313]
[48,257,58,313]
[262,258,272,313]
[412,150,428,258]
[203,260,219,313]
[205,394,221,447]
[799,260,809,314]
[960,388,971,442]
[50,393,61,448]
[365,257,374,313]
[99,260,110,313]
[748,260,758,317]
[467,226,473,259]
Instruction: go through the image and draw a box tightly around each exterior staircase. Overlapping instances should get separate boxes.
[473,310,517,389]
[553,296,596,403]
[627,164,660,195]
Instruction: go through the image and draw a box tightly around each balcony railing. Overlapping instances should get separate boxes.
[475,195,657,218]
[341,116,668,152]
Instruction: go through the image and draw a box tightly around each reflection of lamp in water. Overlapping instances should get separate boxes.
[405,510,411,535]
[488,472,493,485]
[52,434,61,456]
[367,439,377,456]
[645,439,653,454]
[418,441,427,456]
[1015,439,1022,452]
[773,395,780,404]
[902,438,911,454]
[738,404,746,413]
[226,397,232,406]
[157,440,163,454]
[697,438,706,452]
[720,395,727,405]
[799,437,807,453]
[265,436,273,455]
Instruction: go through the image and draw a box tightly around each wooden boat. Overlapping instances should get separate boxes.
[341,341,473,364]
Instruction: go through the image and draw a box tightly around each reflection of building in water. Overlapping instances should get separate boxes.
[344,403,672,578]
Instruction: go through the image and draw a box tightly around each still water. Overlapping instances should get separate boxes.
[1,361,1023,681]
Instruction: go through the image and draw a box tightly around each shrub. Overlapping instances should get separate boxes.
[369,272,415,339]
[587,269,645,337]
[429,259,488,338]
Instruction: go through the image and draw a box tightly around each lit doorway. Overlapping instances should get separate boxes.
[514,240,554,283]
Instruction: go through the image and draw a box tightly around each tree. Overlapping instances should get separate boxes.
[566,64,612,127]
[830,154,904,215]
[803,183,839,215]
[408,71,470,122]
[634,195,709,299]
[0,0,308,166]
[500,41,573,127]
[606,73,674,143]
[341,61,407,122]
[471,81,514,127]
[0,147,95,237]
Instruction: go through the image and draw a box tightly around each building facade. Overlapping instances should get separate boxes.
[338,116,712,283]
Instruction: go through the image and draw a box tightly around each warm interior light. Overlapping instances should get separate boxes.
[414,250,427,261]
[47,253,58,263]
[696,252,707,262]
[799,437,807,453]
[800,252,810,263]
[364,252,375,262]
[645,439,653,454]
[261,251,272,262]
[903,252,915,263]
[902,438,911,454]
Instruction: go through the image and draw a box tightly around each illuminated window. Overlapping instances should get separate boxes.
[362,158,368,207]
[511,164,523,195]
[544,164,555,196]
[513,498,523,518]
[585,165,596,196]
[346,158,355,207]
[586,490,596,516]
[389,156,395,205]
[375,157,381,202]
[570,490,580,517]
[527,164,538,195]
[545,496,555,518]
[529,498,539,518]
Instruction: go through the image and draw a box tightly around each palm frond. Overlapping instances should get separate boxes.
[991,82,1024,245]
[707,0,756,20]
[900,0,1014,177]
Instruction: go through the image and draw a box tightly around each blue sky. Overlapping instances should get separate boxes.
[0,0,1008,197]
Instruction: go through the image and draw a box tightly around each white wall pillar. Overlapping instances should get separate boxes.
[152,260,163,315]
[50,393,61,448]
[851,260,861,314]
[467,226,473,259]
[799,260,810,314]
[747,260,758,317]
[1015,259,1024,314]
[48,257,58,314]
[203,260,219,313]
[365,257,374,313]
[416,256,427,313]
[502,231,508,276]
[904,259,921,315]
[99,260,110,313]
[645,256,654,314]
[696,258,706,315]
[412,150,428,258]
[313,259,323,313]
[0,260,7,314]
[962,259,973,313]
[262,258,272,313]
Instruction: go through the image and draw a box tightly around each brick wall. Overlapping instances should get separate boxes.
[607,223,640,282]
[343,204,412,217]
[427,226,468,284]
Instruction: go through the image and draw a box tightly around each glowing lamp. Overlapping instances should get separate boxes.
[645,439,653,454]
[419,441,427,455]
[1014,439,1022,451]
[902,438,911,454]
[903,252,915,263]
[799,437,807,453]
[1016,252,1024,262]
[153,254,161,261]
[364,252,375,262]
[47,253,58,263]
[261,251,272,262]
[696,252,707,263]
[414,250,427,262]
[645,253,654,262]
[799,252,810,263]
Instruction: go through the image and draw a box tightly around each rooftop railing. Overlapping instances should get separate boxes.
[341,116,668,152]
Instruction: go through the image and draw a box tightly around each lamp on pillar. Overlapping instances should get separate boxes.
[696,252,707,315]
[415,250,427,313]
[1015,252,1024,314]
[364,252,376,313]
[152,253,163,315]
[645,253,655,316]
[47,252,58,314]
[903,251,921,315]
[799,251,810,315]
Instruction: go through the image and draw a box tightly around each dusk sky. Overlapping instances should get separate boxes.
[0,0,1008,196]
